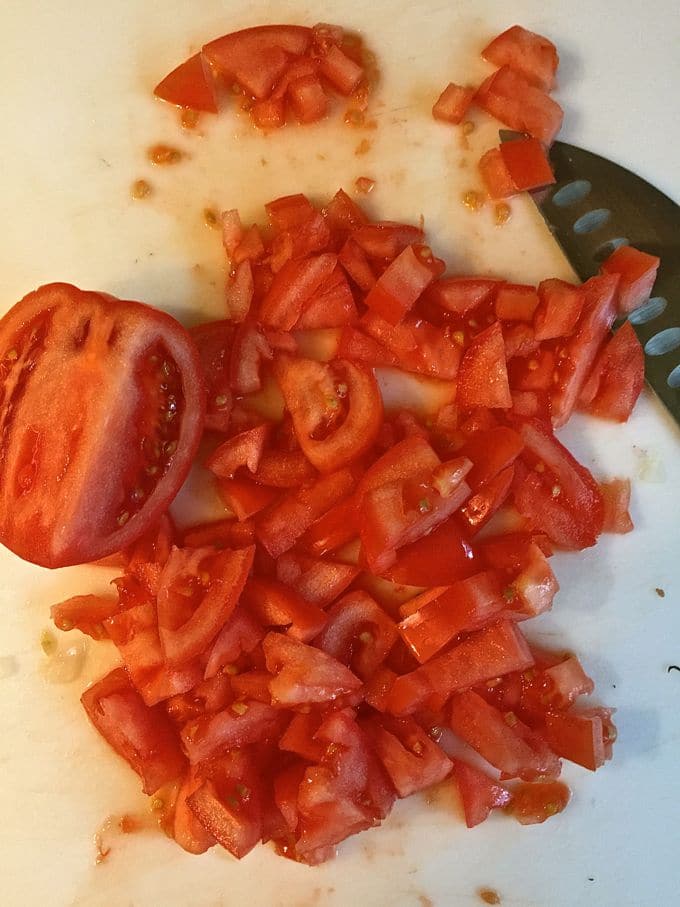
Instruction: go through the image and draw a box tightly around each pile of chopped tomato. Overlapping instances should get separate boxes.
[154,23,375,129]
[46,172,657,865]
[433,25,564,200]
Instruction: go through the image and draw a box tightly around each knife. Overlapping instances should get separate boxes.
[506,135,680,423]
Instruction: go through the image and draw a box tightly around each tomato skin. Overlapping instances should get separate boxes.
[81,667,187,795]
[154,53,218,112]
[0,283,206,568]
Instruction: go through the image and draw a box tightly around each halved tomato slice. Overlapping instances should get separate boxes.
[0,283,206,567]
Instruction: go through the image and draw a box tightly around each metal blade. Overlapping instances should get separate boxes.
[506,134,680,423]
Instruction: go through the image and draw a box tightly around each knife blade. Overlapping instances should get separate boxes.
[508,136,680,423]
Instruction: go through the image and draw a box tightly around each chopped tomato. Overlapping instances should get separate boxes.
[599,478,634,534]
[263,632,362,706]
[495,284,540,322]
[203,605,264,679]
[266,193,316,232]
[206,424,270,478]
[579,321,644,422]
[478,148,516,200]
[217,476,279,521]
[317,44,364,95]
[275,356,383,472]
[423,277,500,317]
[315,591,398,679]
[600,244,660,314]
[364,245,437,325]
[482,25,559,92]
[0,284,206,568]
[279,712,325,762]
[509,542,559,617]
[432,82,475,124]
[499,138,555,193]
[363,715,452,797]
[457,322,512,410]
[476,66,563,146]
[352,222,425,260]
[51,594,119,640]
[81,667,186,794]
[242,576,328,642]
[191,320,234,432]
[275,551,359,606]
[203,26,312,99]
[382,518,478,586]
[459,464,515,533]
[294,267,357,329]
[181,700,284,763]
[229,321,273,395]
[533,279,583,341]
[154,53,218,112]
[173,767,216,854]
[289,74,328,123]
[260,254,338,330]
[451,758,512,828]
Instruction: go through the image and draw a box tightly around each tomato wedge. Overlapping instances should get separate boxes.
[0,283,205,567]
[154,53,218,112]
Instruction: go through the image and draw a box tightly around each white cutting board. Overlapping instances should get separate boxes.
[0,1,679,905]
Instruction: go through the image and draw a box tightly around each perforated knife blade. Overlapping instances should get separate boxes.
[510,136,680,423]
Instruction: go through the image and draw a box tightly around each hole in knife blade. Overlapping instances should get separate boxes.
[552,180,592,207]
[668,364,680,388]
[593,236,629,263]
[629,296,667,325]
[644,327,680,357]
[573,208,611,234]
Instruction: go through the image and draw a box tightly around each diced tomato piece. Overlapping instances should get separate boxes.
[266,194,316,233]
[315,591,398,679]
[325,190,369,235]
[250,97,286,129]
[509,780,570,824]
[364,666,399,712]
[230,670,273,703]
[398,571,506,662]
[510,390,546,418]
[275,356,383,472]
[352,222,425,260]
[154,53,218,113]
[457,322,512,410]
[510,348,555,391]
[203,26,312,99]
[382,518,478,586]
[81,667,186,794]
[482,25,559,92]
[165,673,234,726]
[156,546,255,666]
[294,267,358,329]
[537,655,595,710]
[187,773,262,858]
[599,478,634,533]
[364,245,436,324]
[243,576,328,642]
[459,465,515,534]
[221,210,243,256]
[338,238,377,291]
[600,244,660,314]
[534,279,584,340]
[499,137,556,191]
[263,632,361,707]
[173,768,216,854]
[360,459,472,573]
[279,712,325,762]
[508,542,559,617]
[459,426,524,489]
[479,531,552,571]
[579,321,644,422]
[289,74,328,123]
[229,321,273,395]
[106,602,202,706]
[476,66,563,146]
[217,476,279,521]
[363,716,452,797]
[513,418,604,549]
[317,44,364,95]
[301,492,361,555]
[449,690,558,781]
[387,620,533,716]
[503,323,540,360]
[51,594,119,640]
[495,284,540,322]
[275,551,359,606]
[253,449,317,488]
[337,325,397,367]
[260,254,338,330]
[478,148,516,200]
[432,82,475,124]
[451,758,512,827]
[424,277,500,317]
[206,424,270,478]
[181,700,284,763]
[204,605,264,679]
[550,273,619,427]
[232,226,266,266]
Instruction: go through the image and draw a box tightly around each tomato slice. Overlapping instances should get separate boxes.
[275,355,383,472]
[154,53,218,112]
[0,283,206,567]
[81,667,186,794]
[203,26,312,99]
[432,82,475,124]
